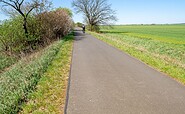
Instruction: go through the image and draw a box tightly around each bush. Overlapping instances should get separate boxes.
[37,8,73,41]
[0,8,73,56]
[76,22,83,27]
[87,25,100,32]
[0,17,25,55]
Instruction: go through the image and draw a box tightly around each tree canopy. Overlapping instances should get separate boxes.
[72,0,117,31]
[0,0,51,35]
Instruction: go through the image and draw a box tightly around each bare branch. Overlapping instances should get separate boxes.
[1,0,17,9]
[26,6,35,17]
[0,0,43,36]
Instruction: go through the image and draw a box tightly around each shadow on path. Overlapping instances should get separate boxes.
[74,30,86,41]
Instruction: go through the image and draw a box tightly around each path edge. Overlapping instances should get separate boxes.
[64,35,75,114]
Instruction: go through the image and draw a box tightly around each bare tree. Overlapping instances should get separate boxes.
[0,0,48,36]
[72,0,117,31]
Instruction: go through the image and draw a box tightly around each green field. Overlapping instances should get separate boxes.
[101,25,185,44]
[89,24,185,84]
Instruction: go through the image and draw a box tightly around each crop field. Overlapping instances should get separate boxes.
[89,24,185,84]
[101,25,185,44]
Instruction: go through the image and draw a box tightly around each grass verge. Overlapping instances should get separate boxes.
[20,34,73,114]
[0,37,68,113]
[88,31,185,84]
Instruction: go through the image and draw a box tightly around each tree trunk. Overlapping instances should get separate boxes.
[23,17,28,37]
[90,24,93,31]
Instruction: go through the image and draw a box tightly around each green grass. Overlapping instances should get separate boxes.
[89,24,185,84]
[0,37,67,113]
[20,34,73,114]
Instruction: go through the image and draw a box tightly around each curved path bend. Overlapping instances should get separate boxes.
[66,30,185,114]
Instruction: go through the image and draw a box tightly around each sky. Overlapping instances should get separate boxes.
[0,0,185,24]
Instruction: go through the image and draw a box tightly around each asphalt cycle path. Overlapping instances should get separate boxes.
[66,29,185,114]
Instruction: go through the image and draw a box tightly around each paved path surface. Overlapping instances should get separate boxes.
[66,30,185,114]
